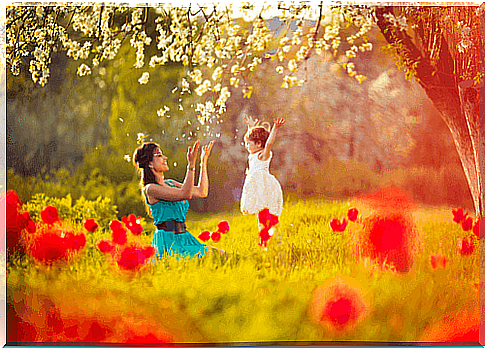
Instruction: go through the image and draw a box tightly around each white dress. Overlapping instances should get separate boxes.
[240,150,283,216]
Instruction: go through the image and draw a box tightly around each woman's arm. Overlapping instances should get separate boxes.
[193,141,214,198]
[147,141,199,201]
[260,118,285,161]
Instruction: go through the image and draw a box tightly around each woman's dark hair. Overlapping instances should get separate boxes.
[133,142,159,187]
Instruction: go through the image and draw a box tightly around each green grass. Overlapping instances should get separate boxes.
[6,198,479,344]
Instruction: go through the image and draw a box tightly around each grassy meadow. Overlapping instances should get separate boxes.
[6,193,480,345]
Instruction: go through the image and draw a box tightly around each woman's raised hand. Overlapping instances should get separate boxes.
[187,140,200,168]
[201,141,215,164]
[243,115,258,127]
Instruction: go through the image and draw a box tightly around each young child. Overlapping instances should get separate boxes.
[241,115,285,240]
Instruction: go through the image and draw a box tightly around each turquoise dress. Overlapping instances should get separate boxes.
[144,180,208,259]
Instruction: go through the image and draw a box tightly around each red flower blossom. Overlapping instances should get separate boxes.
[21,212,36,234]
[7,189,22,208]
[97,239,114,253]
[110,220,123,231]
[26,219,36,234]
[217,221,230,234]
[259,227,271,247]
[353,213,417,273]
[40,205,60,225]
[452,207,468,224]
[198,231,211,241]
[310,279,368,333]
[122,214,143,235]
[462,216,473,231]
[472,217,483,239]
[258,208,271,225]
[116,243,154,271]
[141,245,156,259]
[330,218,348,232]
[110,220,127,245]
[429,254,448,270]
[112,228,127,245]
[458,237,476,256]
[30,232,69,264]
[6,190,26,251]
[84,218,99,232]
[64,232,87,252]
[347,208,359,222]
[211,231,221,242]
[258,208,279,228]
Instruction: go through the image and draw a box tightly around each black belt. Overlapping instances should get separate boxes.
[156,221,186,234]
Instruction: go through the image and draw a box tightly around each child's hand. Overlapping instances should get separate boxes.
[274,118,286,129]
[243,115,258,127]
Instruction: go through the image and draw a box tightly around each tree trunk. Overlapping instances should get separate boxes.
[375,6,483,218]
[458,80,484,217]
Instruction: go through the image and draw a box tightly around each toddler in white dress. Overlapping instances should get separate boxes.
[241,116,285,241]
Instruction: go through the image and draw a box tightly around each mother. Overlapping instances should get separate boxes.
[133,139,216,259]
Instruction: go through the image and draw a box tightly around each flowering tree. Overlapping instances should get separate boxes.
[5,2,483,216]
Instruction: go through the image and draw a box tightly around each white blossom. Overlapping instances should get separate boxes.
[138,72,150,84]
[77,63,91,76]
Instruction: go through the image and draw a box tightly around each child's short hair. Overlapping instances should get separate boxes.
[244,122,271,148]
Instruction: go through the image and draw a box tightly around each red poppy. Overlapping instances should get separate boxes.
[269,214,279,227]
[26,219,36,234]
[429,254,448,270]
[110,220,127,245]
[6,190,27,250]
[330,218,347,232]
[30,232,69,264]
[84,218,99,232]
[97,239,114,254]
[141,245,156,259]
[452,207,468,224]
[258,208,271,225]
[7,189,22,208]
[40,205,60,225]
[112,227,127,245]
[217,221,230,234]
[310,279,368,332]
[116,244,154,271]
[347,208,359,222]
[458,237,476,256]
[462,216,473,231]
[258,208,279,231]
[122,214,143,235]
[211,231,221,242]
[110,220,123,231]
[198,231,211,241]
[259,227,271,247]
[472,217,483,239]
[64,232,87,252]
[354,213,417,273]
[21,211,36,234]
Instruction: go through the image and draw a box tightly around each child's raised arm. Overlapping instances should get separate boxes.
[260,118,285,161]
[243,115,258,128]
